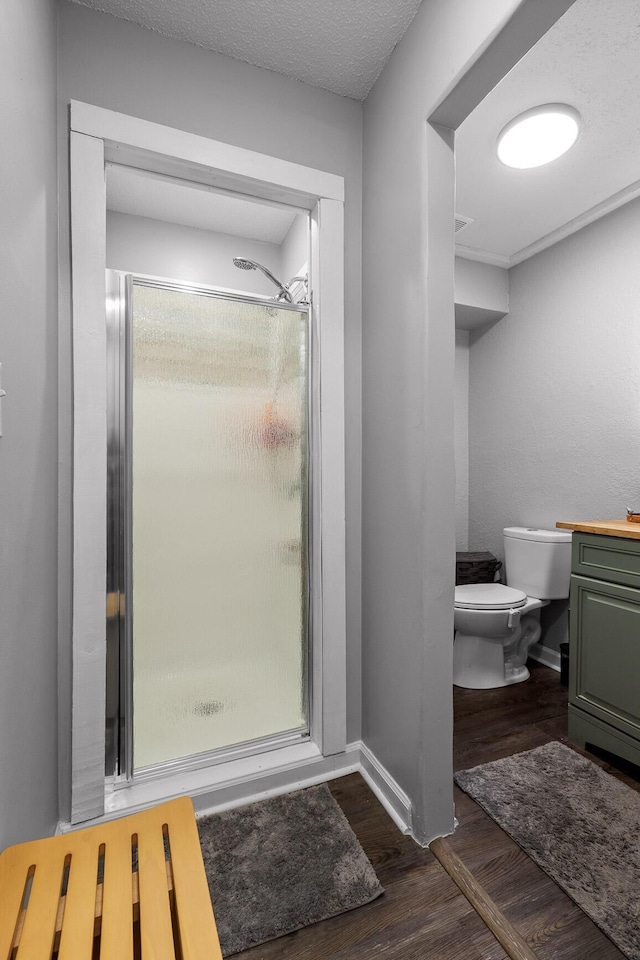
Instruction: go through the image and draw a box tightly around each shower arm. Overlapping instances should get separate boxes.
[284,275,307,291]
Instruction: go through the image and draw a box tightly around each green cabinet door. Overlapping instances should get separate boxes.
[569,574,640,740]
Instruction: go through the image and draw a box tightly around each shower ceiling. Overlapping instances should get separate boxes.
[106,165,298,243]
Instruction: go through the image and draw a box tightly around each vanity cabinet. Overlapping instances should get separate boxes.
[568,532,640,767]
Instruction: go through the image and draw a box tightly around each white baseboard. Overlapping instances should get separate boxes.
[57,740,413,837]
[529,642,561,672]
[357,742,413,835]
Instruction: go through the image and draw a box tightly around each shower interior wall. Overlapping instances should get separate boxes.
[106,210,306,294]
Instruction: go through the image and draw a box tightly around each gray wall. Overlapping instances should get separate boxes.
[362,0,525,842]
[455,257,509,328]
[455,260,509,313]
[57,0,363,816]
[455,330,470,551]
[280,214,310,289]
[106,211,284,292]
[468,197,640,650]
[0,0,59,847]
[454,260,510,550]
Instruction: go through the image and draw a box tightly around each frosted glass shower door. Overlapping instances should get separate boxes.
[130,282,309,770]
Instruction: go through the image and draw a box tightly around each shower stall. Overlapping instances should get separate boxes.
[106,271,311,781]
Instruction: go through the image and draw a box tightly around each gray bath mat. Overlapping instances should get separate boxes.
[197,783,384,956]
[455,741,640,959]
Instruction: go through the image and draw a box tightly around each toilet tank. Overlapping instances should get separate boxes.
[503,527,572,599]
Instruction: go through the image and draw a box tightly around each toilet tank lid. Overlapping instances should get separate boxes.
[455,583,527,609]
[503,526,572,543]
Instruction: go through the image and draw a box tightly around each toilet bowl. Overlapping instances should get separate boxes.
[453,583,546,688]
[453,527,571,689]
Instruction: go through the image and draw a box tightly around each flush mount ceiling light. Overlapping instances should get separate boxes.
[497,104,580,169]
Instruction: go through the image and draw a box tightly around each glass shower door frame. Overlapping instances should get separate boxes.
[106,270,313,784]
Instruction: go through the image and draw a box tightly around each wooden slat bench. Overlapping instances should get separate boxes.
[0,796,223,959]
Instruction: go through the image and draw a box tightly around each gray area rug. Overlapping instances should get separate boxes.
[455,741,640,960]
[197,783,384,956]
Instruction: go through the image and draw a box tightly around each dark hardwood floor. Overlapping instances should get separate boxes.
[451,661,639,960]
[236,661,639,960]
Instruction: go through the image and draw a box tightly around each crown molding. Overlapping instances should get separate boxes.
[510,177,640,265]
[454,244,511,268]
[457,176,640,270]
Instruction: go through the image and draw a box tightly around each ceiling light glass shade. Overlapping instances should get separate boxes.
[497,104,580,169]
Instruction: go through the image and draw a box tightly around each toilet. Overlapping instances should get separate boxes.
[453,527,572,689]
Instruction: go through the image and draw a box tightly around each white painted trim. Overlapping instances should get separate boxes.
[314,199,347,757]
[309,209,324,749]
[358,743,412,835]
[68,104,346,823]
[70,101,344,205]
[454,244,511,268]
[528,643,561,672]
[70,131,108,824]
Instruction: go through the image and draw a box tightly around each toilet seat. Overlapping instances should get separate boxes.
[455,582,527,610]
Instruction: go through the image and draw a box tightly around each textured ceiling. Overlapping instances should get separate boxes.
[455,0,640,264]
[69,0,423,100]
[81,0,640,263]
[106,164,297,242]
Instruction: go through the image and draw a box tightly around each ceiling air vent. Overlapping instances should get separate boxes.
[454,214,474,234]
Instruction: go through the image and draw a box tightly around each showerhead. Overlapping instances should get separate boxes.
[232,256,293,303]
[232,257,257,271]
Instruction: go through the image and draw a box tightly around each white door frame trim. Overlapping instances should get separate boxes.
[68,101,346,823]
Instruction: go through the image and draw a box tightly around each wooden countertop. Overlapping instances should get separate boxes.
[556,519,640,540]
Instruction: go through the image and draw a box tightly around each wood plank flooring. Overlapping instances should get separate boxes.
[451,661,639,960]
[235,661,639,960]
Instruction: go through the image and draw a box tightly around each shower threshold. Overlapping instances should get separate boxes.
[99,740,358,825]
